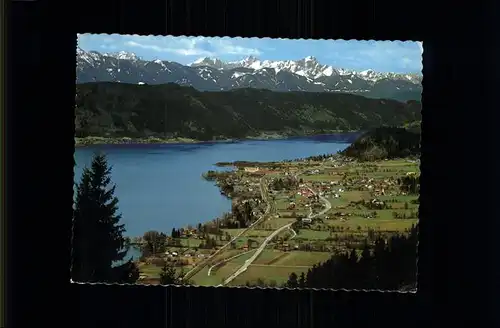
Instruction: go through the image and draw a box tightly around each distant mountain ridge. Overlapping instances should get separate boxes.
[76,48,422,102]
[75,82,422,142]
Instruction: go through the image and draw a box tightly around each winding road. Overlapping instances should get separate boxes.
[222,182,332,286]
[222,217,296,285]
[182,177,271,280]
[207,249,255,276]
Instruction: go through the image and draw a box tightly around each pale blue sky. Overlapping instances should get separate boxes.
[78,34,423,74]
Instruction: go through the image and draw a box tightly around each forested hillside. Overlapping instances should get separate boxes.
[75,82,422,141]
[340,126,421,161]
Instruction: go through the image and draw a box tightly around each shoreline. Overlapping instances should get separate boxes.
[75,130,361,147]
[131,154,340,244]
[130,152,417,243]
[128,154,420,285]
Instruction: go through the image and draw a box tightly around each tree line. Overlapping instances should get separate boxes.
[285,224,418,290]
[270,176,299,191]
[244,224,418,290]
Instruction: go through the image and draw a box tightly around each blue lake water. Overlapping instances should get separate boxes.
[74,134,357,259]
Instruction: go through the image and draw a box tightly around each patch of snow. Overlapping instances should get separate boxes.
[232,72,247,79]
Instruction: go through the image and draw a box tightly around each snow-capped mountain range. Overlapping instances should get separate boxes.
[76,47,422,101]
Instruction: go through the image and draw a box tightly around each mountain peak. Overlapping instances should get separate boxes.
[243,55,258,61]
[359,69,376,76]
[76,48,422,101]
[193,56,214,64]
[104,51,139,61]
[190,57,226,68]
[304,56,318,62]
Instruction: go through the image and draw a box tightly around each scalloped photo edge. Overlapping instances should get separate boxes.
[72,34,422,292]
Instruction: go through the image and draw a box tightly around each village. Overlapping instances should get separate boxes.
[133,155,420,286]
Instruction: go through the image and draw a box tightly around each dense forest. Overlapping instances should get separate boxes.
[386,90,422,103]
[75,82,422,141]
[340,126,421,161]
[282,224,418,290]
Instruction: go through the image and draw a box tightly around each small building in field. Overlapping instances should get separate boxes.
[244,167,260,173]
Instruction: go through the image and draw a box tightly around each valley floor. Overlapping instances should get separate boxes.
[134,156,420,287]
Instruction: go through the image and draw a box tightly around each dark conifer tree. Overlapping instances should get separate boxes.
[286,272,299,288]
[358,241,375,289]
[298,272,306,288]
[72,153,139,283]
[159,261,179,285]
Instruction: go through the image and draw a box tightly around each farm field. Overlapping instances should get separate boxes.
[137,157,419,289]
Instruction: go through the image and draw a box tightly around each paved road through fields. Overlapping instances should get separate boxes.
[207,249,255,276]
[222,183,332,286]
[182,177,271,280]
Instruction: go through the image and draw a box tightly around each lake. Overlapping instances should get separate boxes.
[74,134,357,259]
